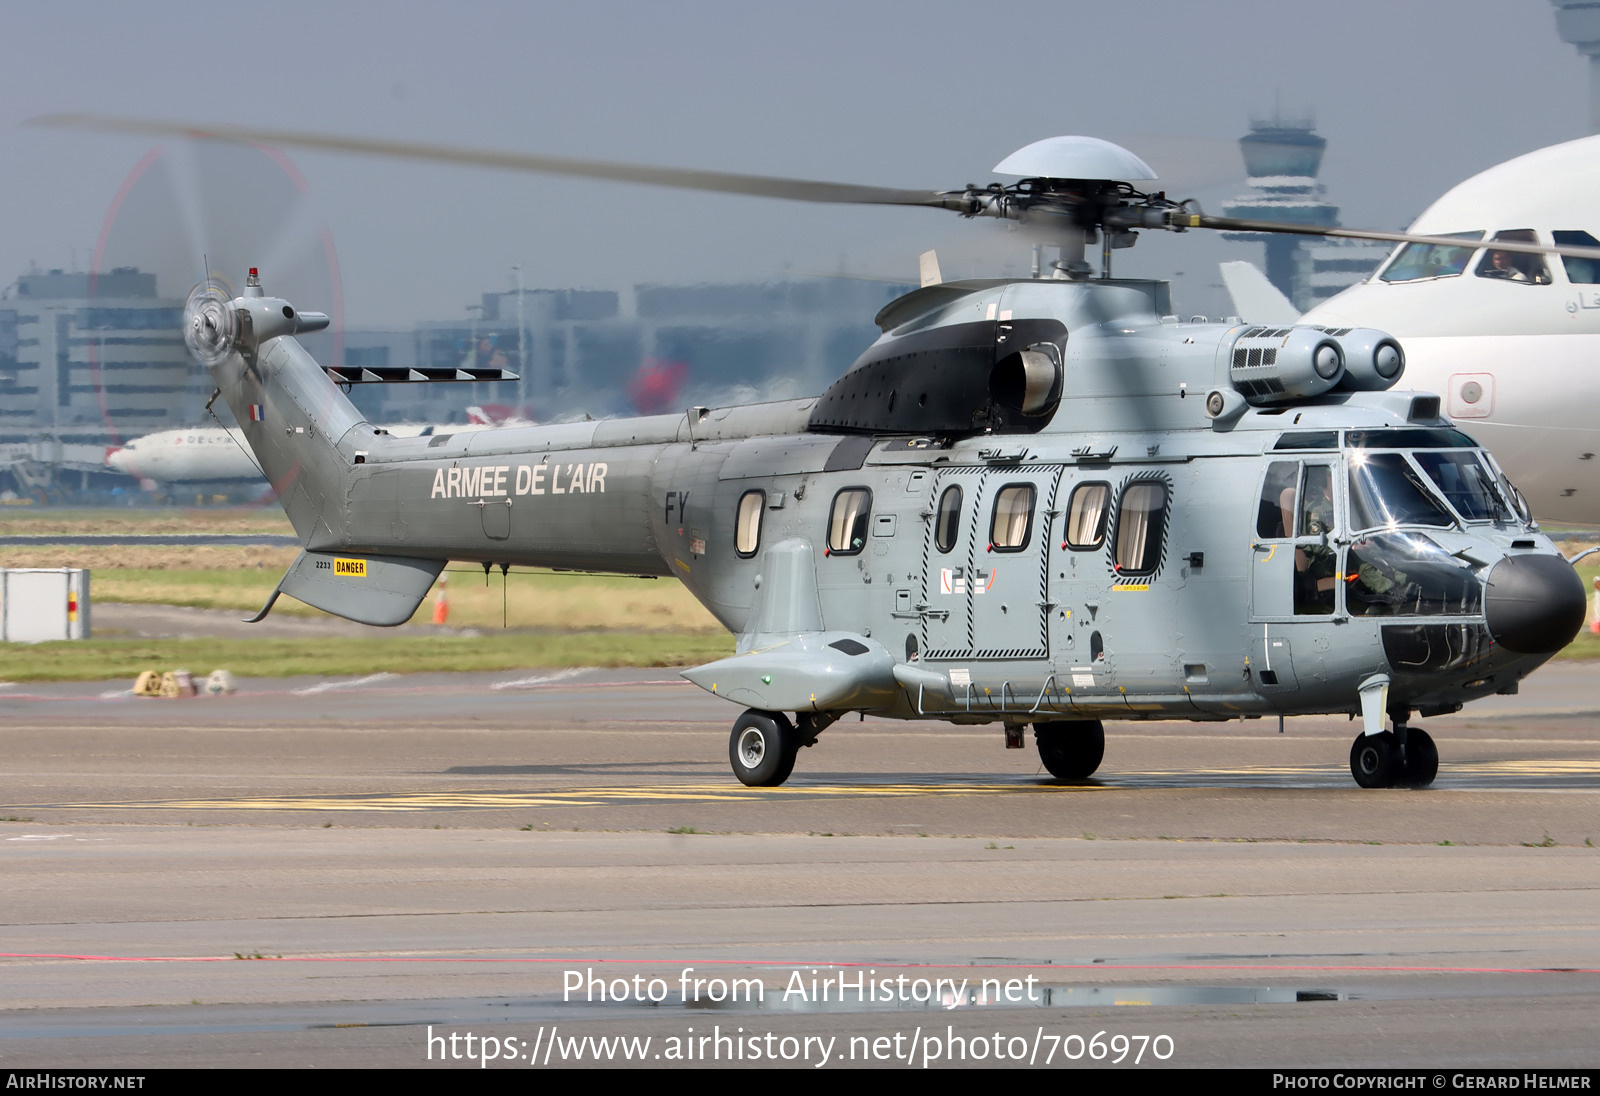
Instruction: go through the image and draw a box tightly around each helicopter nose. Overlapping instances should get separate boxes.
[1483,554,1587,654]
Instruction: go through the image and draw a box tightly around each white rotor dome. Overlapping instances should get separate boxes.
[993,136,1158,181]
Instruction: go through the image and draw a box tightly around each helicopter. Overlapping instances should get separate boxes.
[34,116,1593,790]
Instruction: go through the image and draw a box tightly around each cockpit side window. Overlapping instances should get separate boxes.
[1293,464,1337,616]
[1257,461,1298,539]
[1474,230,1551,285]
[1300,465,1334,540]
[1553,230,1600,284]
[1378,232,1484,282]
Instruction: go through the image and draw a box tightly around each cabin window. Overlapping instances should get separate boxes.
[1474,230,1551,284]
[1378,231,1484,282]
[989,484,1035,551]
[1554,230,1600,283]
[934,485,962,553]
[735,490,764,558]
[1065,482,1110,549]
[827,488,872,555]
[1113,481,1168,575]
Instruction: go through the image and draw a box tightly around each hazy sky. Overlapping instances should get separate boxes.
[1,0,1590,326]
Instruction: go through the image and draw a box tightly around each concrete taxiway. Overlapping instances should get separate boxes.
[1,663,1598,1068]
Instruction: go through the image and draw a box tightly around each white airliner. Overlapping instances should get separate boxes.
[1222,134,1600,526]
[106,407,524,487]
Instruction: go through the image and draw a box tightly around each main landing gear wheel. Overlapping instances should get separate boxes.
[1401,728,1438,788]
[1349,731,1401,788]
[729,709,799,787]
[1035,720,1105,781]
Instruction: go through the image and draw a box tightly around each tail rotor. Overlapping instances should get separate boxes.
[183,277,238,367]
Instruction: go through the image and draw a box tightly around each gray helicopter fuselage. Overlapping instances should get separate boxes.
[214,276,1582,745]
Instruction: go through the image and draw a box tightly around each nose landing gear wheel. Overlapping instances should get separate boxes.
[1035,719,1105,781]
[1350,731,1401,788]
[729,709,799,787]
[1401,728,1438,788]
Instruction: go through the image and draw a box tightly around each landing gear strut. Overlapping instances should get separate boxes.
[1349,723,1437,789]
[729,709,799,787]
[1034,719,1105,781]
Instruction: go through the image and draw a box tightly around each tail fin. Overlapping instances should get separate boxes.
[196,272,446,627]
[1219,261,1301,324]
[197,272,361,548]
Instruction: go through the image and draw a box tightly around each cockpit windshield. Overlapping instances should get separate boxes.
[1347,452,1454,532]
[1411,451,1514,522]
[1346,532,1482,617]
[1378,232,1485,283]
[1482,451,1533,525]
[1344,428,1477,449]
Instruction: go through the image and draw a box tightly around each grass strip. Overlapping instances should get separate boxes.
[0,506,293,537]
[0,632,735,683]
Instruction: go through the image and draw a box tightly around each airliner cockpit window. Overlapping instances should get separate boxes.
[1474,230,1551,284]
[1378,232,1484,282]
[1553,230,1600,284]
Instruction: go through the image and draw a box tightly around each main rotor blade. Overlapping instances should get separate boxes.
[1189,212,1600,263]
[29,113,963,211]
[41,114,1600,263]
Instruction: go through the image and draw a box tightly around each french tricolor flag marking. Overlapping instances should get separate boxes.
[248,404,265,422]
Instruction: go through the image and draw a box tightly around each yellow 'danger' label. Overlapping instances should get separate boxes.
[334,558,368,577]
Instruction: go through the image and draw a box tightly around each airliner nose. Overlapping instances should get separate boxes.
[1483,554,1587,654]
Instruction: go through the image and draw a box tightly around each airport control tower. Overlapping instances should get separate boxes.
[1220,116,1340,309]
[1550,0,1600,132]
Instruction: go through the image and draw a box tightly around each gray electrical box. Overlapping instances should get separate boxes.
[1,568,91,643]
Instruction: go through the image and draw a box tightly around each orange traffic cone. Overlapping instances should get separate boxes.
[432,575,450,625]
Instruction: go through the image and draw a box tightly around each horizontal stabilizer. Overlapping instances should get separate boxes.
[323,365,521,384]
[1219,261,1300,324]
[260,549,446,627]
[682,631,900,711]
